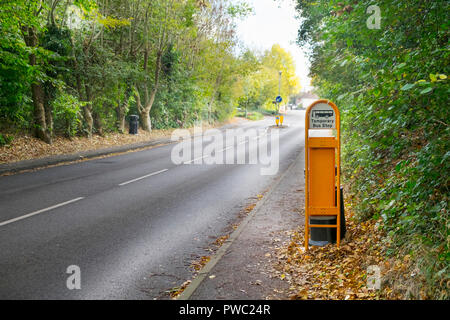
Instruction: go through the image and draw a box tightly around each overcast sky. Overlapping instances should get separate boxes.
[235,0,312,91]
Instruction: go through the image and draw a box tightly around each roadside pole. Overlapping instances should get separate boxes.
[278,71,282,115]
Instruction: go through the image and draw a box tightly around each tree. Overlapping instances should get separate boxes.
[232,45,301,111]
[2,0,54,143]
[0,0,259,140]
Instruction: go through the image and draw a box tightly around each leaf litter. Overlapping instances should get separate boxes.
[272,202,406,300]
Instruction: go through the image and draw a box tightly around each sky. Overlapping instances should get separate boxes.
[235,0,312,92]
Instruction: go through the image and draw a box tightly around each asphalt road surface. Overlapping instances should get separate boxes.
[0,110,306,299]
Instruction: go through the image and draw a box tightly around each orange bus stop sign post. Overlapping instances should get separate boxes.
[305,100,342,250]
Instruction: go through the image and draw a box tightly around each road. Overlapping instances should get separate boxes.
[0,110,305,299]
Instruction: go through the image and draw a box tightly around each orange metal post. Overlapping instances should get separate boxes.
[304,100,341,250]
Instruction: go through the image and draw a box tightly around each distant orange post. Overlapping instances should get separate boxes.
[304,100,341,250]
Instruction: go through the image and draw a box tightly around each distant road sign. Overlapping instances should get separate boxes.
[275,96,282,103]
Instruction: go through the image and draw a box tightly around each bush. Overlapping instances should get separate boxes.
[0,133,13,146]
[247,111,264,121]
[52,92,83,137]
[296,0,449,298]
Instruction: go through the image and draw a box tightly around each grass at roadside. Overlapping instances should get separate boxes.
[236,110,265,121]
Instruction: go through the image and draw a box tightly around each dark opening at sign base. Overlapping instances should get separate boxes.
[309,187,346,246]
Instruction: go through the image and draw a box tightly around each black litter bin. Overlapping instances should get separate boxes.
[129,115,139,134]
[309,186,346,246]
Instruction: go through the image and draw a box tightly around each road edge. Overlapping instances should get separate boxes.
[176,146,303,300]
[0,138,173,175]
[0,119,267,175]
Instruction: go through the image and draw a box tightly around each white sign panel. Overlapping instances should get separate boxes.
[309,103,336,129]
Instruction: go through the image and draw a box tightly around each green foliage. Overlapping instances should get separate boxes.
[0,133,13,146]
[296,0,449,298]
[0,4,34,128]
[248,111,264,121]
[1,0,297,142]
[232,46,301,113]
[0,0,258,136]
[52,92,83,137]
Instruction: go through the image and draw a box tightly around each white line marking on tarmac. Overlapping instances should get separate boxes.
[118,169,168,186]
[238,139,247,145]
[220,146,233,151]
[183,155,209,164]
[183,145,237,164]
[0,197,85,227]
[182,132,267,164]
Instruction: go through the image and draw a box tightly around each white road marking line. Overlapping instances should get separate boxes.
[118,168,168,186]
[182,132,266,164]
[220,146,233,152]
[0,197,85,227]
[183,146,233,164]
[238,139,247,145]
[183,155,209,164]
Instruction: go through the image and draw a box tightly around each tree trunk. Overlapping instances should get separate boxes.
[44,97,53,136]
[93,110,103,136]
[138,50,162,132]
[83,105,93,138]
[31,82,52,144]
[23,26,52,144]
[84,84,94,138]
[135,88,151,131]
[140,109,151,131]
[116,86,130,133]
[116,105,126,133]
[70,36,87,137]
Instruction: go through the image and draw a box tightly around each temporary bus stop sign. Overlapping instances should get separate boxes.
[305,100,342,250]
[309,103,336,129]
